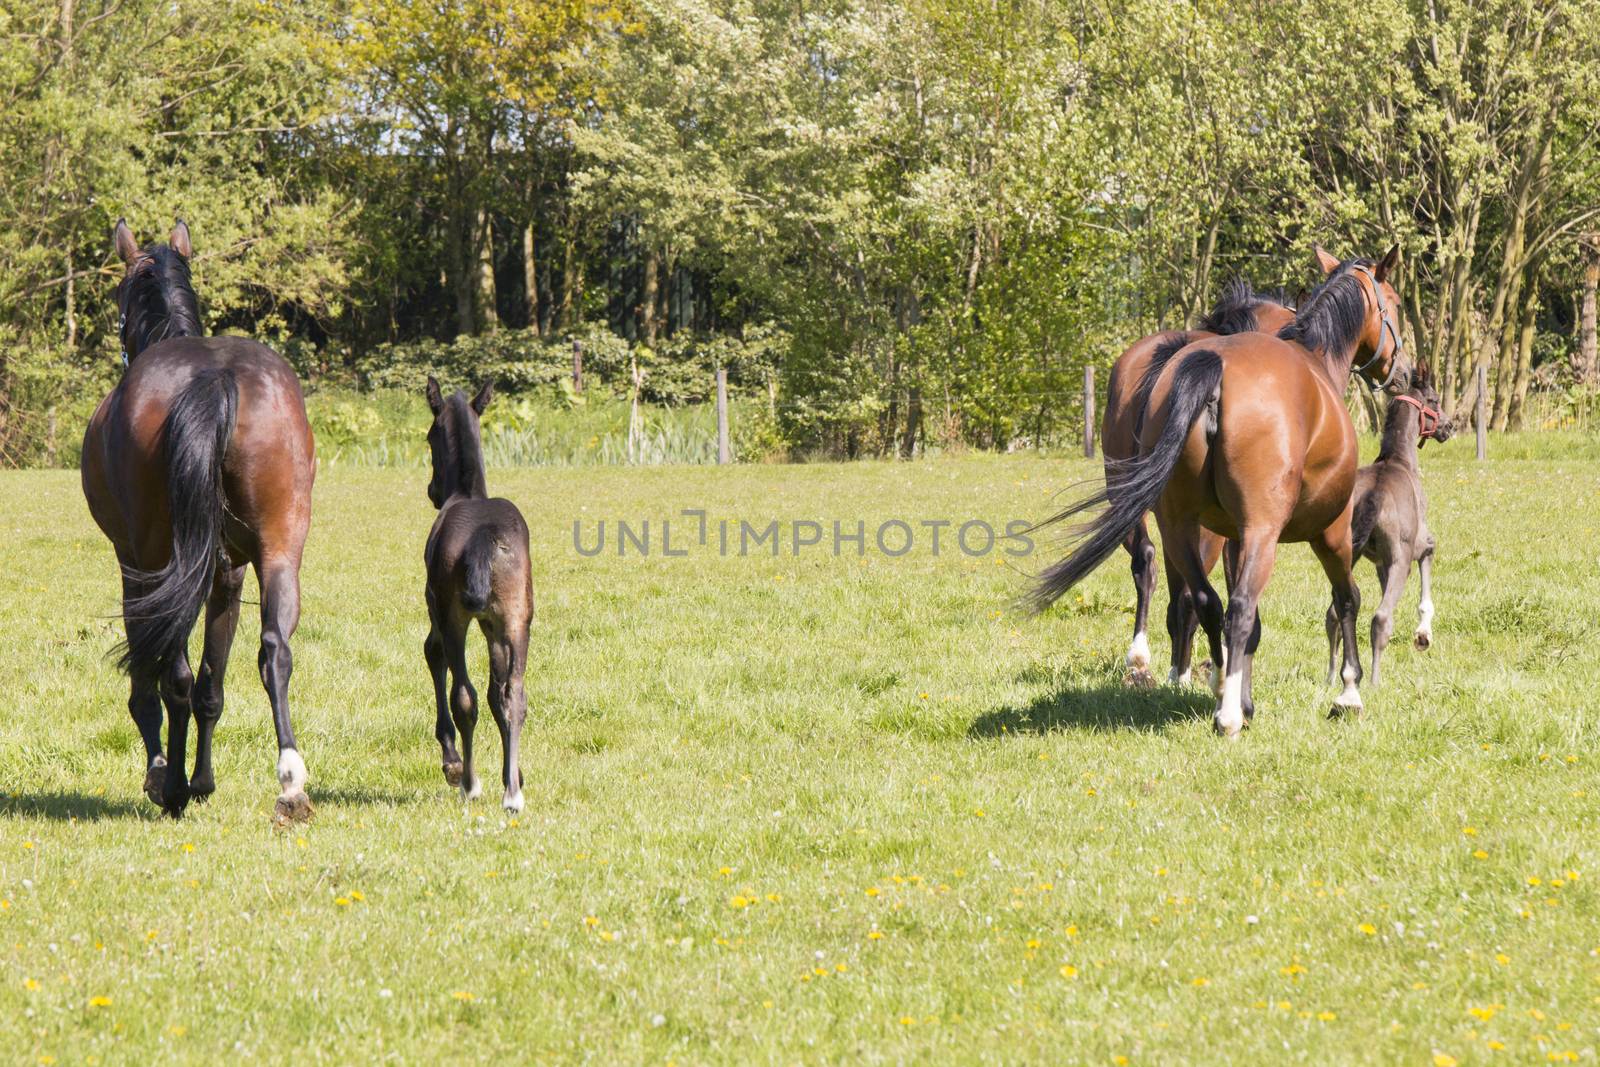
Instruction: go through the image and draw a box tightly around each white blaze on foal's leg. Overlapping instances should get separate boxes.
[1126,631,1151,673]
[1209,645,1228,699]
[1214,669,1245,739]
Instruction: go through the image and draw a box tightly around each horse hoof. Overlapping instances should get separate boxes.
[443,761,464,787]
[1328,701,1364,721]
[1124,668,1156,690]
[1212,718,1244,740]
[143,757,167,806]
[503,791,525,815]
[273,791,314,826]
[189,777,215,803]
[1414,631,1431,651]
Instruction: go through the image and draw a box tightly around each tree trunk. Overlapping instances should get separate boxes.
[63,249,76,350]
[902,386,922,458]
[1580,236,1599,387]
[445,122,475,338]
[475,207,498,332]
[639,250,660,347]
[522,221,541,336]
[1507,276,1539,430]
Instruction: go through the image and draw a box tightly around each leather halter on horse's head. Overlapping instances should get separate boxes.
[1392,393,1443,448]
[1350,262,1405,392]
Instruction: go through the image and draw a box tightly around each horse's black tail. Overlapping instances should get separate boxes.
[1025,350,1224,614]
[118,368,238,680]
[461,527,497,613]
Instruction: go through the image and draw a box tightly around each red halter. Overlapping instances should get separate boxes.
[1394,394,1441,447]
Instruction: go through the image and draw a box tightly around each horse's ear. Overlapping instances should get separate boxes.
[114,219,139,266]
[471,379,495,415]
[426,375,444,415]
[1375,244,1400,282]
[1294,287,1308,308]
[1313,245,1341,276]
[170,219,192,259]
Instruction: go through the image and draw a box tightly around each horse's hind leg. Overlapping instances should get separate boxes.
[1157,514,1226,698]
[120,573,167,804]
[157,650,195,818]
[484,618,529,814]
[1123,518,1158,686]
[425,607,463,786]
[444,616,481,801]
[1162,554,1197,684]
[190,563,246,801]
[257,556,312,823]
[1413,536,1436,649]
[1214,531,1278,739]
[1312,522,1364,718]
[1222,539,1262,720]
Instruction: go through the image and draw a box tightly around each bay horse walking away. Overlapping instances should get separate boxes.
[1326,366,1452,686]
[1031,246,1412,737]
[423,378,533,813]
[1102,281,1295,686]
[81,220,315,820]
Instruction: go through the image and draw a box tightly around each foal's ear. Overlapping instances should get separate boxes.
[169,219,192,259]
[1375,244,1400,283]
[426,375,444,415]
[471,379,495,415]
[114,219,139,266]
[1313,245,1342,276]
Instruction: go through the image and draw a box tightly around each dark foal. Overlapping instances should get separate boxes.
[1326,369,1452,686]
[423,378,533,812]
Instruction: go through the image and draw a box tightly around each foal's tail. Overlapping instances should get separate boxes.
[461,527,498,613]
[1025,350,1223,614]
[118,368,238,680]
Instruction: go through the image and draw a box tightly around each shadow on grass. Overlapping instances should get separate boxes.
[308,784,427,808]
[971,679,1214,736]
[0,791,149,821]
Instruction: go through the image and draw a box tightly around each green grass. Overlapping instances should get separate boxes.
[1,444,1597,1064]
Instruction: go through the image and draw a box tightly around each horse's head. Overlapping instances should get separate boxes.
[113,218,202,364]
[1315,244,1411,393]
[1405,361,1452,447]
[425,376,494,508]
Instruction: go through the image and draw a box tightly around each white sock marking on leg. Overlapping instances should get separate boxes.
[277,748,307,794]
[1126,631,1151,671]
[1215,671,1245,737]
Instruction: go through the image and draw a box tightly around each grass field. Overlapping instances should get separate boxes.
[1,440,1598,1064]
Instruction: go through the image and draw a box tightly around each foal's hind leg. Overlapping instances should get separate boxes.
[484,618,530,813]
[190,563,246,801]
[444,616,482,801]
[1162,554,1197,685]
[1368,556,1410,688]
[425,594,463,786]
[1123,518,1159,686]
[1414,536,1436,650]
[1156,514,1226,698]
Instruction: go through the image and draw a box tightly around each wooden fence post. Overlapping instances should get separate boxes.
[1083,365,1096,459]
[572,337,583,395]
[1476,362,1487,461]
[716,365,731,464]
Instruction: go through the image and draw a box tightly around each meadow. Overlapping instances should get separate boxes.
[1,439,1597,1064]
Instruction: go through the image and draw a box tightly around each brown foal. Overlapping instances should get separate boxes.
[82,220,316,821]
[1326,366,1452,687]
[1101,281,1295,685]
[422,378,533,812]
[1032,246,1412,736]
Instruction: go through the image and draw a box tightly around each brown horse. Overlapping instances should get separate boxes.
[1101,281,1295,686]
[422,377,533,813]
[1326,365,1452,686]
[81,220,316,820]
[1032,246,1411,736]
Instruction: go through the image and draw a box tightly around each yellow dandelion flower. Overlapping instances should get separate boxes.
[182,842,195,853]
[1277,1001,1292,1011]
[835,963,848,973]
[168,1025,187,1037]
[1474,850,1489,859]
[24,979,40,991]
[1060,965,1078,978]
[1529,1008,1546,1020]
[1065,924,1079,938]
[1434,1055,1458,1067]
[1192,977,1209,987]
[1358,923,1376,935]
[730,896,750,909]
[350,890,365,902]
[868,930,884,941]
[88,996,111,1008]
[865,887,880,897]
[765,893,781,903]
[334,897,351,907]
[584,915,600,927]
[452,991,475,1001]
[1487,1040,1505,1050]
[1026,939,1041,950]
[1495,953,1510,965]
[1317,1011,1336,1021]
[718,866,732,877]
[899,1016,916,1026]
[1527,876,1542,886]
[1462,827,1477,836]
[1114,1058,1129,1067]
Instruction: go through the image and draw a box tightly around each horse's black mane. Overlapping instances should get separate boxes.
[123,245,202,358]
[1197,278,1281,335]
[1276,259,1370,357]
[1130,280,1285,437]
[443,392,489,500]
